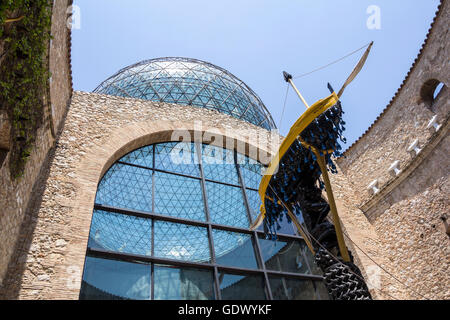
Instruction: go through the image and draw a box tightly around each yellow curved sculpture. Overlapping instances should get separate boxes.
[250,92,339,231]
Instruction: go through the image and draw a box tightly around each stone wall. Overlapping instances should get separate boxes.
[0,1,72,290]
[1,92,282,300]
[337,1,448,208]
[332,0,449,300]
[49,0,73,134]
[1,0,448,301]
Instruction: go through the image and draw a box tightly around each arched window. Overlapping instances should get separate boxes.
[420,79,446,110]
[79,141,328,300]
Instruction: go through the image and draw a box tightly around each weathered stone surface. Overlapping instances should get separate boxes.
[332,0,449,300]
[337,1,449,208]
[1,0,448,302]
[2,92,281,300]
[0,0,72,292]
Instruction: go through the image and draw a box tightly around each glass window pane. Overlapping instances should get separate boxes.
[95,163,152,213]
[80,256,151,300]
[88,210,152,256]
[275,217,297,235]
[313,280,330,300]
[120,145,153,168]
[154,221,210,263]
[246,190,297,236]
[202,145,240,185]
[248,192,296,235]
[258,236,321,275]
[245,188,265,227]
[219,272,266,300]
[154,265,215,300]
[237,153,263,190]
[205,181,249,228]
[154,171,206,221]
[213,230,258,269]
[154,142,200,177]
[269,276,329,300]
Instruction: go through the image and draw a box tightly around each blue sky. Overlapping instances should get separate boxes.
[72,0,441,148]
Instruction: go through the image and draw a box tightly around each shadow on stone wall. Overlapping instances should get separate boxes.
[0,105,70,300]
[0,143,56,299]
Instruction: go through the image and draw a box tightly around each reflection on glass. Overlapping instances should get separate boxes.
[154,221,210,263]
[95,163,153,212]
[246,188,296,235]
[154,265,215,300]
[83,141,333,300]
[258,237,320,274]
[213,230,258,269]
[154,171,206,221]
[219,273,266,300]
[120,145,153,168]
[80,256,151,300]
[154,142,200,177]
[202,145,239,185]
[269,277,329,300]
[205,181,249,228]
[313,280,330,300]
[274,216,297,235]
[237,153,263,190]
[88,210,152,256]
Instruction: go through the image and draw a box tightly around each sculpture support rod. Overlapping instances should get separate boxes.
[288,78,310,110]
[285,72,351,262]
[285,205,316,255]
[316,155,351,262]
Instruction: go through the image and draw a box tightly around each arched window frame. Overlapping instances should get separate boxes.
[79,141,329,300]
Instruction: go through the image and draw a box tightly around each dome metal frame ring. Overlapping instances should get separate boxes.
[94,57,276,130]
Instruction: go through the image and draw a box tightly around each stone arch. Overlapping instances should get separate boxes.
[420,79,446,110]
[61,119,277,299]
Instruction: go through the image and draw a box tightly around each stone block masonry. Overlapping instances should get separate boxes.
[333,0,449,300]
[1,92,282,299]
[0,0,73,292]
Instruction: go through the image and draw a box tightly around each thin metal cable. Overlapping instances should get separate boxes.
[293,42,372,79]
[324,216,431,301]
[267,184,406,301]
[304,226,401,301]
[278,84,290,130]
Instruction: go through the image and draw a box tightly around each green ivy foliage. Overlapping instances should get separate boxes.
[0,0,53,179]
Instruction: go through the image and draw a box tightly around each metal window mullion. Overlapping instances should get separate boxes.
[117,160,202,181]
[195,142,222,300]
[276,256,290,300]
[235,151,273,300]
[151,144,155,300]
[94,203,305,242]
[86,248,324,280]
[118,160,251,189]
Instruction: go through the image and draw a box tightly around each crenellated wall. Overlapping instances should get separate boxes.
[337,1,448,211]
[333,0,449,300]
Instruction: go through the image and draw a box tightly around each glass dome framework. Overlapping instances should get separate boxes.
[93,57,276,130]
[80,142,329,300]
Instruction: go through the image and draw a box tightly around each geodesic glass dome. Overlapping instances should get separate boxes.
[93,57,276,130]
